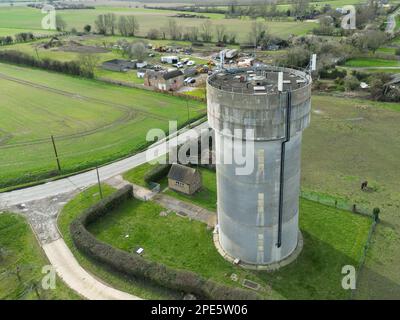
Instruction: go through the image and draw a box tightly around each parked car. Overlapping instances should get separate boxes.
[187,60,196,66]
[174,62,184,68]
[184,77,196,85]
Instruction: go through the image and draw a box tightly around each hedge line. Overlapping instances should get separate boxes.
[70,185,260,300]
[0,50,93,78]
[144,164,171,184]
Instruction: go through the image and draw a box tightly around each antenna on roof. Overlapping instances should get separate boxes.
[278,71,283,92]
[310,53,317,72]
[219,50,225,70]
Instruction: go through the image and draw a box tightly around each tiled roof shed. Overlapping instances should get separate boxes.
[168,163,199,185]
[163,70,183,80]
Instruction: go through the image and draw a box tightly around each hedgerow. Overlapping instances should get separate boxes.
[70,185,260,300]
[0,50,93,78]
[143,164,171,184]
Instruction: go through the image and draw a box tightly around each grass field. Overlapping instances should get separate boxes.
[124,164,216,210]
[377,47,398,55]
[0,212,78,299]
[0,62,206,189]
[276,0,365,11]
[0,27,55,36]
[123,94,400,298]
[344,57,400,68]
[58,184,180,299]
[302,95,400,299]
[0,6,316,41]
[81,177,371,299]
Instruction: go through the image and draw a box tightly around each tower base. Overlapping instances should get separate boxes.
[213,230,303,271]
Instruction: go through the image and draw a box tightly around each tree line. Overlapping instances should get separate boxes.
[1,33,42,46]
[0,50,94,78]
[94,13,140,36]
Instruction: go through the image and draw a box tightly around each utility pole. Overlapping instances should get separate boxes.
[96,166,103,199]
[51,135,61,172]
[186,96,190,122]
[35,47,40,60]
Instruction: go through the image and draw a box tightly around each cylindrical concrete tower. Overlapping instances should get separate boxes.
[207,66,311,267]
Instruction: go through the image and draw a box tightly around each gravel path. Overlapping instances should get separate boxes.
[43,239,140,300]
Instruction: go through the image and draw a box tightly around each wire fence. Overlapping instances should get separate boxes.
[350,218,377,300]
[300,189,379,300]
[300,189,374,218]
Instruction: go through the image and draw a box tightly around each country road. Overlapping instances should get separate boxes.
[386,7,400,34]
[0,120,209,300]
[0,120,208,207]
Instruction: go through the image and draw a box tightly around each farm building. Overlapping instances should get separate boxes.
[136,61,148,69]
[144,70,184,91]
[168,164,202,195]
[101,59,136,72]
[183,67,198,78]
[137,69,146,78]
[161,56,179,64]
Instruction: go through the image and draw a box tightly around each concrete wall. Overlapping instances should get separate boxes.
[207,67,311,266]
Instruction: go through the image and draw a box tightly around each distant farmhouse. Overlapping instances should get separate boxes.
[144,69,184,91]
[167,164,202,195]
[101,59,136,72]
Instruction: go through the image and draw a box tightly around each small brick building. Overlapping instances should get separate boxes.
[167,164,202,195]
[144,69,184,91]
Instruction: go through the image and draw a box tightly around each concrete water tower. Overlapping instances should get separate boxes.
[207,66,312,268]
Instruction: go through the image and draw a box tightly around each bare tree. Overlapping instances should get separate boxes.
[352,30,387,53]
[126,16,139,36]
[147,28,160,40]
[55,16,67,32]
[200,21,213,42]
[248,21,269,47]
[215,24,227,43]
[129,42,147,62]
[95,15,107,35]
[227,31,237,44]
[292,0,310,17]
[106,13,117,35]
[188,26,199,42]
[167,19,181,40]
[118,16,128,36]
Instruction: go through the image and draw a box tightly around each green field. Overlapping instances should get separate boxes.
[302,95,400,299]
[123,94,400,299]
[0,213,78,299]
[276,0,365,11]
[124,165,217,211]
[0,27,55,36]
[344,57,400,68]
[0,62,206,189]
[58,184,180,299]
[377,47,398,55]
[0,6,316,41]
[80,175,371,299]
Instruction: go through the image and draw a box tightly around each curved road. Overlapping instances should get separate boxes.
[0,121,209,300]
[386,7,400,34]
